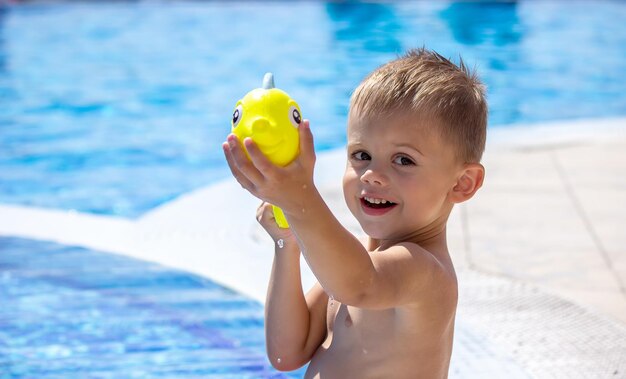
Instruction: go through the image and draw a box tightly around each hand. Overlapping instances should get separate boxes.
[222,119,317,215]
[256,201,298,246]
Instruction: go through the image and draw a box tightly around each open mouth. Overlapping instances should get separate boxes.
[361,196,397,209]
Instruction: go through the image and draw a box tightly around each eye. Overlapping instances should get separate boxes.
[393,155,415,166]
[288,105,301,127]
[232,105,243,128]
[351,151,371,161]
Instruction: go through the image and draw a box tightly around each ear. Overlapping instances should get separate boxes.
[448,163,485,204]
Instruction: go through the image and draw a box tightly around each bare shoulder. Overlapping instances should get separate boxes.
[357,241,457,310]
[394,241,458,304]
[392,241,457,281]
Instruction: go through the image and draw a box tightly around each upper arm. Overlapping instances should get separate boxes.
[301,281,328,360]
[355,243,456,310]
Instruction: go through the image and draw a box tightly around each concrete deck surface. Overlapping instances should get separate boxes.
[449,118,626,324]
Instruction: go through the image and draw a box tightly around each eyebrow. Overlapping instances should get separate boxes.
[394,143,425,157]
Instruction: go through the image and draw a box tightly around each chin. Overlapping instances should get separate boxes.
[348,201,394,240]
[358,222,393,241]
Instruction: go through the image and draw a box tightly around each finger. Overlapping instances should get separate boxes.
[256,201,266,222]
[298,119,316,164]
[227,134,265,183]
[256,202,276,224]
[223,142,256,190]
[244,137,276,173]
[256,201,272,215]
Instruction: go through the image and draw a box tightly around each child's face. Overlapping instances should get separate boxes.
[343,112,462,242]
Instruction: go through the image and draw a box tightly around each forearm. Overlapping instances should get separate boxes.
[285,187,375,303]
[265,240,310,364]
[224,121,374,305]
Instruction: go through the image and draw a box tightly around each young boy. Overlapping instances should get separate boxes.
[223,48,487,378]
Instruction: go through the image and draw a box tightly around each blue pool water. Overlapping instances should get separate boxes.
[0,236,304,378]
[1,1,625,217]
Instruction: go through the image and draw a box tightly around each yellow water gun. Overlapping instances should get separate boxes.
[231,73,302,228]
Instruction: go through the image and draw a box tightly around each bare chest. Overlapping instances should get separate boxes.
[324,301,407,350]
[307,301,454,378]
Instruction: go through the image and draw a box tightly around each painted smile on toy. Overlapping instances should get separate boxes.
[257,139,285,157]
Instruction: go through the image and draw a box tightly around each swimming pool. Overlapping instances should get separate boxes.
[0,236,304,378]
[1,1,625,217]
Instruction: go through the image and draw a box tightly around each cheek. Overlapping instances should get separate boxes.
[343,166,359,189]
[408,178,451,217]
[342,169,360,205]
[398,175,445,206]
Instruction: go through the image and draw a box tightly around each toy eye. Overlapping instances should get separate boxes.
[288,106,301,127]
[232,105,243,128]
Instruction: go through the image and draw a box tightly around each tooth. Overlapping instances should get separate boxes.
[381,200,387,204]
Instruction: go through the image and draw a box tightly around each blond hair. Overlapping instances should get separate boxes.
[350,48,487,163]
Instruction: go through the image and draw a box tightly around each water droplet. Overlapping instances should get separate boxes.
[343,308,354,326]
[277,358,282,364]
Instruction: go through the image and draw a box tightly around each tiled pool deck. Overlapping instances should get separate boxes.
[1,117,625,376]
[459,118,626,324]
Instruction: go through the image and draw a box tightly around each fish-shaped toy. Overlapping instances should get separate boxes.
[231,72,302,228]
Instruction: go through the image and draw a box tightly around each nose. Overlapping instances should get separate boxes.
[360,166,388,186]
[251,118,270,135]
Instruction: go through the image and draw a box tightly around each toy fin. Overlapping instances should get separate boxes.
[262,72,275,89]
[272,204,289,229]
